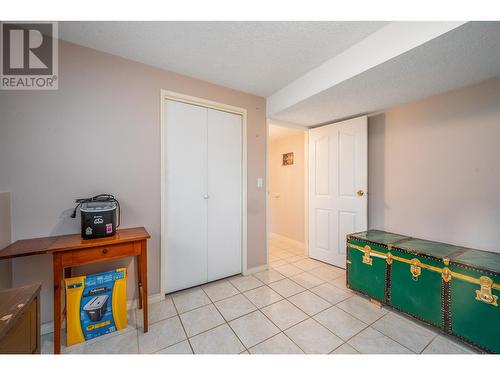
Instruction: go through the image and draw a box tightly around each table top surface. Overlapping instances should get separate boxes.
[0,227,150,260]
[0,283,41,341]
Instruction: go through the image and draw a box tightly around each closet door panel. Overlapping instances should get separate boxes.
[165,100,208,293]
[207,109,242,281]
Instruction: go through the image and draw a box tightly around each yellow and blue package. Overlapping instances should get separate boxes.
[65,268,127,346]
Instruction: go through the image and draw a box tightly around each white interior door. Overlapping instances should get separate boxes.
[207,109,242,281]
[308,116,367,268]
[165,100,208,293]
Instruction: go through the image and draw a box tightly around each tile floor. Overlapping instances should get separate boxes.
[41,238,479,354]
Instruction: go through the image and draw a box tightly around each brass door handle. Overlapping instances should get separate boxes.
[357,190,365,197]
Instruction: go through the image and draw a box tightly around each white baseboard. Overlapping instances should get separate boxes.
[270,232,305,251]
[40,293,165,336]
[126,293,165,310]
[244,264,268,275]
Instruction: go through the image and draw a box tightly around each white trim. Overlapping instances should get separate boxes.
[126,293,165,310]
[265,121,270,268]
[160,89,248,297]
[244,264,268,275]
[269,232,305,251]
[303,130,309,257]
[40,293,165,335]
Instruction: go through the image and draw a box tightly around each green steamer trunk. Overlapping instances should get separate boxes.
[448,250,500,353]
[346,230,500,353]
[346,231,410,303]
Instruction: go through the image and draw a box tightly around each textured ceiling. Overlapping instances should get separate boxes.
[59,21,388,97]
[271,22,500,126]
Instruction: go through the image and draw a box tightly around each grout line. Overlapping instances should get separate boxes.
[171,293,196,354]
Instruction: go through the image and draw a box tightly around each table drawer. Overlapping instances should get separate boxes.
[61,242,141,267]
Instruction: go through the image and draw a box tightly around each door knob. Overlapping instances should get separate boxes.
[203,194,209,199]
[357,190,365,197]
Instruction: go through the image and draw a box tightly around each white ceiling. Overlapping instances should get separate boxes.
[271,22,500,126]
[268,124,304,141]
[59,21,388,96]
[59,21,500,127]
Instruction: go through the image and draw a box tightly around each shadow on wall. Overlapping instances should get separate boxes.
[367,113,386,230]
[49,208,77,237]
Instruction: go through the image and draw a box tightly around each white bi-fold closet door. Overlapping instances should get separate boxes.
[164,99,242,294]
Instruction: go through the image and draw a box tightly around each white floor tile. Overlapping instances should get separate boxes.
[83,330,138,354]
[422,335,477,354]
[249,333,303,354]
[308,265,345,281]
[229,311,280,348]
[331,343,360,354]
[329,276,349,291]
[313,306,367,341]
[269,259,289,268]
[288,290,331,316]
[214,293,257,321]
[336,295,387,324]
[348,327,412,354]
[372,312,437,353]
[138,316,187,354]
[155,340,193,354]
[179,304,225,337]
[284,318,343,354]
[229,275,264,292]
[269,278,305,298]
[261,300,308,330]
[310,283,352,304]
[189,324,245,354]
[136,298,177,327]
[292,258,324,271]
[290,272,324,289]
[253,269,285,284]
[171,287,212,314]
[244,285,283,308]
[274,264,304,277]
[202,280,240,302]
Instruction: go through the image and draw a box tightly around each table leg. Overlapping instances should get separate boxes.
[137,253,143,310]
[138,240,148,333]
[53,254,63,354]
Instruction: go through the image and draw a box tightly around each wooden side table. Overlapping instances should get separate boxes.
[0,227,150,354]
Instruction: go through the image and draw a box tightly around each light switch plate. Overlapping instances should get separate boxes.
[256,178,263,188]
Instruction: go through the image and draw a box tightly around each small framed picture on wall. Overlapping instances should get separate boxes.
[282,152,294,166]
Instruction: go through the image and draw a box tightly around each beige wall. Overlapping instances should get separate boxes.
[368,76,500,253]
[0,192,12,289]
[0,40,267,324]
[269,132,305,243]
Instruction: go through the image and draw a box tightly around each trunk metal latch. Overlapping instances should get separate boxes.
[475,276,498,307]
[362,245,373,266]
[410,258,421,281]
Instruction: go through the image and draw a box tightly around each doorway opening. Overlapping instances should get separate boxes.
[267,123,309,265]
[267,116,368,272]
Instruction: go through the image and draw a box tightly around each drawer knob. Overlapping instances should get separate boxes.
[102,248,108,254]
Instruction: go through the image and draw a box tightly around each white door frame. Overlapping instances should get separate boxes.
[160,89,248,297]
